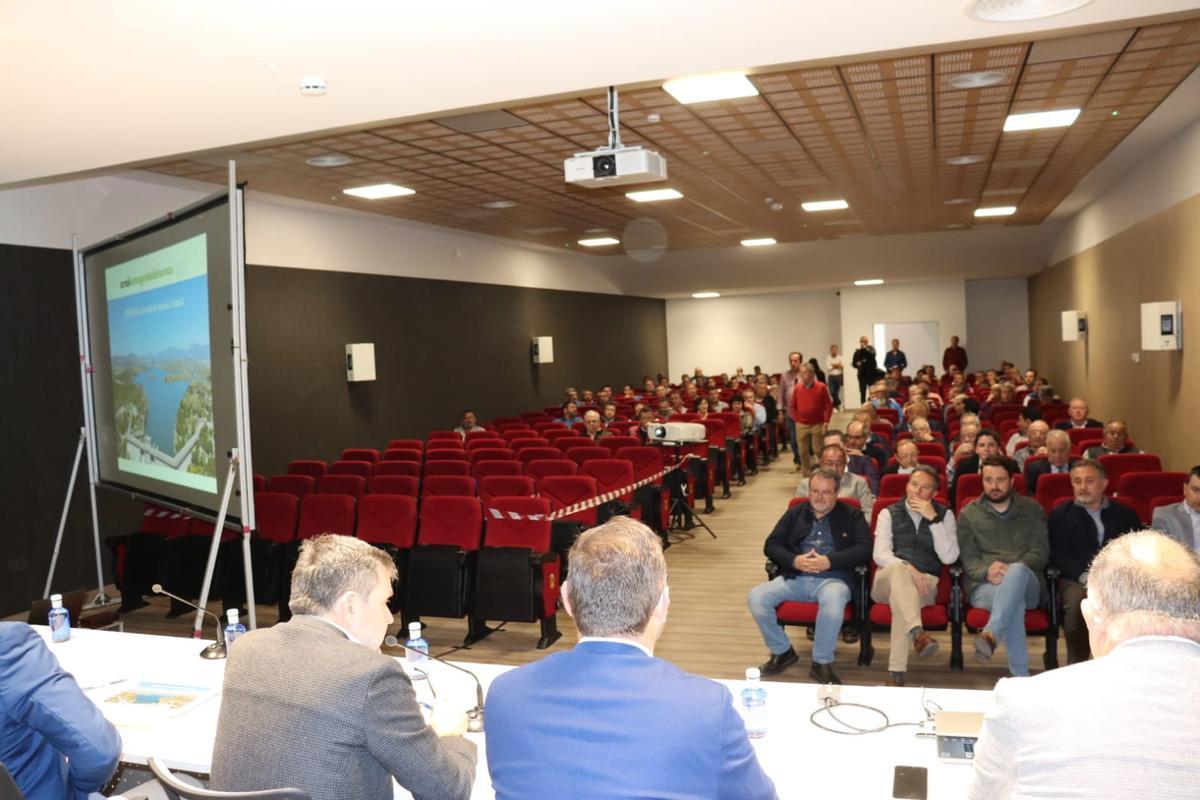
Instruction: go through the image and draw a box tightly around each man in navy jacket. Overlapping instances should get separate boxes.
[1048,460,1143,664]
[486,517,776,800]
[0,622,122,800]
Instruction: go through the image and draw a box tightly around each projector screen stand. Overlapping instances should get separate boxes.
[43,426,112,609]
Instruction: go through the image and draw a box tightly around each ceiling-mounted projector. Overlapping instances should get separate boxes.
[564,146,668,188]
[564,85,668,188]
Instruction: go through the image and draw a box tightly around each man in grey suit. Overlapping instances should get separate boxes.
[1150,465,1200,553]
[968,531,1200,799]
[211,535,476,800]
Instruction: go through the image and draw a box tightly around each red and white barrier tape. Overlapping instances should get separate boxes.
[485,454,699,522]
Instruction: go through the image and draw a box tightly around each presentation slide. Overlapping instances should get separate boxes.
[104,234,217,493]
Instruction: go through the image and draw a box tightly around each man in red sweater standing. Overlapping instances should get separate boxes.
[790,363,833,475]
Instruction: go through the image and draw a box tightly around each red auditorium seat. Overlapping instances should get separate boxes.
[618,446,669,534]
[472,460,523,480]
[368,475,419,497]
[286,460,327,480]
[581,459,639,520]
[425,448,469,462]
[465,430,502,444]
[329,460,374,479]
[253,492,299,545]
[317,474,366,498]
[524,459,577,490]
[341,448,379,464]
[915,442,946,459]
[252,474,267,493]
[296,494,356,539]
[1066,428,1104,448]
[468,447,516,465]
[250,491,299,605]
[879,473,911,499]
[465,437,502,453]
[382,448,423,463]
[963,603,1059,670]
[267,474,316,499]
[1118,471,1187,523]
[517,447,562,466]
[543,429,578,444]
[867,564,958,668]
[1149,495,1183,516]
[1098,454,1163,495]
[565,446,609,469]
[422,475,475,498]
[376,461,421,479]
[553,437,591,454]
[533,422,566,435]
[509,437,551,452]
[356,494,418,550]
[1034,472,1074,514]
[474,496,562,649]
[423,460,470,478]
[477,475,536,504]
[406,496,484,629]
[540,476,600,528]
[387,439,423,452]
[426,432,462,445]
[499,428,536,443]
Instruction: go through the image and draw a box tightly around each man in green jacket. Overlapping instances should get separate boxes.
[958,456,1049,676]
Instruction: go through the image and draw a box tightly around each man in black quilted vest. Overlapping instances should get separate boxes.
[871,465,960,686]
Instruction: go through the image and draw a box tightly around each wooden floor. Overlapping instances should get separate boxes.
[59,412,1066,690]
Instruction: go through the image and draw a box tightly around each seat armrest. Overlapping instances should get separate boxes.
[1045,565,1061,580]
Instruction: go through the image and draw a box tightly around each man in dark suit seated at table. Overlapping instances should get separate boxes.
[210,534,476,800]
[0,622,122,800]
[968,531,1200,799]
[1049,459,1142,665]
[486,517,776,800]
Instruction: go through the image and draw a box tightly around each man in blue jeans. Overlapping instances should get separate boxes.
[957,456,1050,676]
[748,469,871,684]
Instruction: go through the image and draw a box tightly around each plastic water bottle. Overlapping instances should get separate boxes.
[48,594,71,643]
[404,622,429,680]
[224,609,246,648]
[741,667,767,739]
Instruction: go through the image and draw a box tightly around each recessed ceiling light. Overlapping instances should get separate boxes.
[854,279,885,286]
[306,154,353,168]
[663,72,758,104]
[578,237,620,247]
[966,0,1093,22]
[945,154,986,166]
[801,199,849,212]
[943,197,975,205]
[974,206,1017,218]
[482,200,517,209]
[342,184,415,200]
[584,227,609,233]
[740,237,777,247]
[949,71,1007,89]
[1003,108,1081,132]
[692,291,721,299]
[626,188,683,202]
[944,223,969,229]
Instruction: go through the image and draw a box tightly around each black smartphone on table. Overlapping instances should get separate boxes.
[892,765,928,799]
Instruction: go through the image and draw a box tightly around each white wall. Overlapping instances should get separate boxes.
[665,289,841,380]
[0,172,638,296]
[965,278,1031,372]
[839,280,967,404]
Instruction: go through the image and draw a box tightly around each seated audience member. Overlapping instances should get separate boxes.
[1025,429,1076,492]
[796,444,876,518]
[1056,397,1103,430]
[635,406,658,444]
[947,419,980,485]
[872,466,959,685]
[668,391,687,416]
[949,429,1002,507]
[707,387,729,412]
[968,531,1200,800]
[1082,420,1141,459]
[600,402,620,428]
[1049,460,1142,665]
[580,389,596,408]
[565,387,580,404]
[454,409,485,440]
[843,420,881,495]
[656,398,674,419]
[1012,420,1050,472]
[1005,406,1042,456]
[582,409,612,443]
[884,439,922,476]
[957,458,1049,677]
[870,383,902,414]
[0,622,122,800]
[908,417,940,448]
[1150,466,1200,553]
[487,518,777,800]
[557,401,584,426]
[211,535,476,800]
[638,377,656,400]
[899,400,934,432]
[749,468,871,684]
[982,382,1017,416]
[854,408,891,465]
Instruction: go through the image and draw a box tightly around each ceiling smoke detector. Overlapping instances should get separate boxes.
[306,154,352,168]
[482,200,517,209]
[299,76,327,96]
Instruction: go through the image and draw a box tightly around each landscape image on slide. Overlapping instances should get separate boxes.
[105,234,217,493]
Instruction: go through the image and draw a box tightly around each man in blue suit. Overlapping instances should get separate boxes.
[0,622,122,800]
[486,517,776,800]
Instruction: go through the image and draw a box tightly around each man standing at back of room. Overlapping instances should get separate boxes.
[486,517,776,800]
[884,338,907,374]
[942,335,968,373]
[780,351,804,470]
[789,362,832,476]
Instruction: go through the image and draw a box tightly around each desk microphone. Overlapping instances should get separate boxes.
[385,635,484,733]
[152,584,227,660]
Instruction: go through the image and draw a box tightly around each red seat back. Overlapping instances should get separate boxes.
[465,430,502,444]
[341,448,379,464]
[423,460,471,478]
[540,476,599,525]
[1035,472,1075,514]
[267,474,316,499]
[375,461,421,479]
[1098,454,1163,492]
[286,460,327,480]
[600,436,641,454]
[297,494,356,539]
[567,446,610,468]
[466,437,504,453]
[554,437,591,454]
[617,446,665,482]
[710,412,741,439]
[422,475,476,498]
[524,459,578,490]
[517,447,563,466]
[253,474,267,493]
[509,437,551,452]
[500,428,536,443]
[582,459,635,501]
[386,439,423,452]
[426,433,463,448]
[484,497,552,550]
[533,422,566,435]
[417,496,483,549]
[915,442,945,459]
[329,460,374,479]
[1117,471,1186,522]
[426,448,469,462]
[382,448,423,463]
[879,473,911,498]
[472,460,524,480]
[317,474,366,498]
[1066,428,1104,447]
[253,492,299,544]
[356,494,418,549]
[469,448,516,465]
[543,429,578,443]
[368,475,419,497]
[478,476,536,504]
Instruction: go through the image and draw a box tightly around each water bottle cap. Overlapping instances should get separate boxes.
[745,667,761,680]
[226,609,239,623]
[50,594,63,608]
[408,621,422,637]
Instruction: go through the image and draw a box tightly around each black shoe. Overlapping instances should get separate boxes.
[703,500,715,514]
[119,596,149,613]
[720,490,732,500]
[759,647,799,676]
[805,625,815,640]
[842,628,860,645]
[809,662,841,684]
[165,601,191,619]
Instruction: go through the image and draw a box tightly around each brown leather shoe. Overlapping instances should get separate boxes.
[974,631,997,662]
[913,631,939,661]
[886,672,905,687]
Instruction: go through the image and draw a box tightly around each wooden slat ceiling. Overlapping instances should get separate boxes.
[146,17,1200,252]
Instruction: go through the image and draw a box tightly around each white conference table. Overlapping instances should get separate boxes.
[38,627,993,799]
